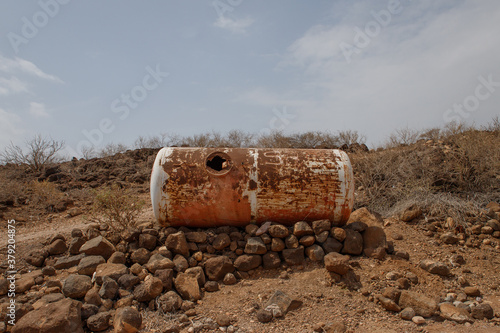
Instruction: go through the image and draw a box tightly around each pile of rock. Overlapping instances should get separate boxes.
[1,208,389,332]
[400,202,500,249]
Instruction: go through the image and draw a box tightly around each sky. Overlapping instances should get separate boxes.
[0,0,499,157]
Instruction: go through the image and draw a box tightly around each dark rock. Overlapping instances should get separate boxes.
[234,254,262,272]
[282,247,305,266]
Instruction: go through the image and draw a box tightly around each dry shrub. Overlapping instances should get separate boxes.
[90,185,145,232]
[353,120,500,219]
[28,180,65,211]
[0,172,26,205]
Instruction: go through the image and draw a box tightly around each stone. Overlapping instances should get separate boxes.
[114,306,142,333]
[165,231,190,257]
[312,219,331,235]
[158,291,182,312]
[399,290,438,317]
[223,273,237,285]
[439,303,473,323]
[69,237,86,255]
[154,269,174,290]
[245,224,259,236]
[174,272,201,301]
[139,233,157,250]
[94,263,129,284]
[378,296,401,312]
[255,221,271,236]
[99,276,119,299]
[382,287,401,303]
[324,252,350,275]
[464,286,481,297]
[419,260,450,276]
[204,281,219,292]
[364,247,386,260]
[471,303,494,320]
[213,233,231,250]
[363,226,387,251]
[322,237,343,254]
[440,232,459,244]
[84,286,102,306]
[87,312,111,332]
[41,266,57,274]
[215,314,231,327]
[400,205,422,222]
[305,244,325,261]
[282,247,305,266]
[331,228,346,242]
[285,234,299,249]
[26,248,49,267]
[11,298,84,333]
[412,316,426,325]
[184,266,205,286]
[81,303,99,320]
[173,254,189,272]
[133,275,163,302]
[244,237,267,254]
[32,293,65,310]
[264,290,302,318]
[256,309,273,323]
[118,274,141,290]
[54,254,86,270]
[347,207,384,226]
[315,231,329,243]
[48,239,68,255]
[130,248,151,265]
[108,251,126,264]
[323,321,346,333]
[341,229,363,255]
[299,235,316,246]
[271,238,285,252]
[145,254,175,273]
[205,256,234,281]
[62,274,92,298]
[293,221,314,236]
[234,254,262,272]
[263,251,281,269]
[79,236,116,260]
[346,221,367,232]
[185,231,207,243]
[269,224,289,238]
[400,307,416,320]
[77,255,106,275]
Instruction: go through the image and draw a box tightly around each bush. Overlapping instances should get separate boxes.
[90,185,145,232]
[0,135,64,172]
[28,180,65,212]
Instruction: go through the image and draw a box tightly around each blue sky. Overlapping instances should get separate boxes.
[0,0,499,156]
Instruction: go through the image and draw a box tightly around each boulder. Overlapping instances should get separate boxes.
[268,225,289,238]
[174,272,201,301]
[324,252,350,275]
[94,263,129,284]
[244,237,267,254]
[399,290,438,317]
[79,236,116,260]
[165,231,190,257]
[114,306,142,333]
[282,247,305,266]
[54,254,86,270]
[347,207,384,226]
[48,239,68,255]
[11,298,84,333]
[133,275,163,302]
[419,260,450,276]
[62,274,92,299]
[341,229,363,255]
[77,255,106,276]
[234,255,262,272]
[204,256,234,281]
[439,303,472,323]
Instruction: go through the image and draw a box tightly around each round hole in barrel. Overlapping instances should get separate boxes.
[205,152,232,175]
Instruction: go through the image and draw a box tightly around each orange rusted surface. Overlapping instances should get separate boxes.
[150,148,354,227]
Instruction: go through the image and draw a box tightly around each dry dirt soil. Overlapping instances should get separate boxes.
[1,197,500,333]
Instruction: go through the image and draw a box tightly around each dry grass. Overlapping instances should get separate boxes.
[90,184,145,232]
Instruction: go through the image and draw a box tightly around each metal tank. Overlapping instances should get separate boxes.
[150,147,354,227]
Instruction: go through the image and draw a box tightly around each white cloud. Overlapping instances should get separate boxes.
[29,102,49,118]
[214,16,254,34]
[274,1,500,145]
[0,76,29,95]
[0,108,24,149]
[0,54,63,83]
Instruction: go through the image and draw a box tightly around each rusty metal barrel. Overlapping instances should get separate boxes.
[150,147,354,227]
